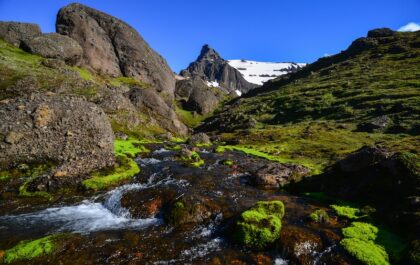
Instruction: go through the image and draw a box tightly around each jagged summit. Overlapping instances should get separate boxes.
[180,44,257,94]
[197,44,223,62]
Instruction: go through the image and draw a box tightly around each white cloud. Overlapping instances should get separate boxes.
[398,22,420,32]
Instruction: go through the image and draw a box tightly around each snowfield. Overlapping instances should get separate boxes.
[228,60,306,85]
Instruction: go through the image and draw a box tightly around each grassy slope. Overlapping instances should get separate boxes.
[204,31,419,172]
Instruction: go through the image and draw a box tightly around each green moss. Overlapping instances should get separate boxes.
[309,209,329,223]
[168,201,186,226]
[170,137,186,143]
[215,144,318,174]
[342,222,378,241]
[82,155,140,191]
[235,200,285,249]
[114,138,149,158]
[71,67,94,81]
[223,160,234,166]
[175,107,208,128]
[16,164,55,198]
[178,151,205,168]
[331,205,367,219]
[3,235,61,264]
[341,238,389,265]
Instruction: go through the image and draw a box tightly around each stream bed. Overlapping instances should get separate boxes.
[0,144,356,264]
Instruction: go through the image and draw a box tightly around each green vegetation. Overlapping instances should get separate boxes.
[3,235,61,264]
[82,155,140,190]
[71,66,94,81]
[114,138,149,157]
[331,205,367,220]
[341,238,389,265]
[168,201,186,226]
[309,209,329,223]
[175,107,208,128]
[340,222,389,265]
[235,201,285,249]
[223,160,234,166]
[343,222,378,241]
[179,150,205,168]
[208,31,419,174]
[82,138,148,190]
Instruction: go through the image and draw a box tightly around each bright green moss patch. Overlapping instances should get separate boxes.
[215,144,318,173]
[309,209,329,223]
[3,235,60,264]
[235,201,285,249]
[343,222,378,241]
[340,222,406,264]
[82,155,140,191]
[341,238,389,265]
[114,138,149,158]
[331,205,367,219]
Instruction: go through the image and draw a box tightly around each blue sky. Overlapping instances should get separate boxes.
[0,0,419,72]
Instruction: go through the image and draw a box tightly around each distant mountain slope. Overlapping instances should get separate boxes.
[201,29,420,135]
[228,60,305,85]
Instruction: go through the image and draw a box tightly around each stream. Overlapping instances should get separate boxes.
[0,144,354,264]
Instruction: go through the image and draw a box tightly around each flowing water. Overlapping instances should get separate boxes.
[0,144,354,264]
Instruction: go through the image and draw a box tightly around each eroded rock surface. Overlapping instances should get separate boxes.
[0,93,115,178]
[0,21,41,47]
[56,3,175,97]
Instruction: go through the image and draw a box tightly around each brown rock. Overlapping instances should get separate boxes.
[0,22,41,47]
[56,3,176,97]
[0,93,115,179]
[21,33,83,65]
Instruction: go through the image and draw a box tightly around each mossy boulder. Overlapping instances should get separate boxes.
[309,209,329,223]
[234,200,285,249]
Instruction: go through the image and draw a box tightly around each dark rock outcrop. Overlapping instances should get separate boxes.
[0,94,115,179]
[0,22,41,47]
[292,145,419,237]
[56,3,175,97]
[175,77,223,115]
[128,88,188,135]
[21,33,83,65]
[180,44,257,94]
[367,28,395,38]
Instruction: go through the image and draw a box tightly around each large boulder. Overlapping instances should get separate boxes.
[128,88,188,136]
[56,3,176,97]
[251,162,310,189]
[180,44,257,94]
[0,94,115,179]
[21,33,83,65]
[0,22,41,47]
[176,77,222,115]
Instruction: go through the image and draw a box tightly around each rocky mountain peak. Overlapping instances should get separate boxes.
[180,44,258,94]
[197,44,223,62]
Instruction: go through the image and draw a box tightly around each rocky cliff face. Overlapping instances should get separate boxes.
[180,45,257,94]
[56,3,176,98]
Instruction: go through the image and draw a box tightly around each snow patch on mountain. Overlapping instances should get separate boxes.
[228,60,306,85]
